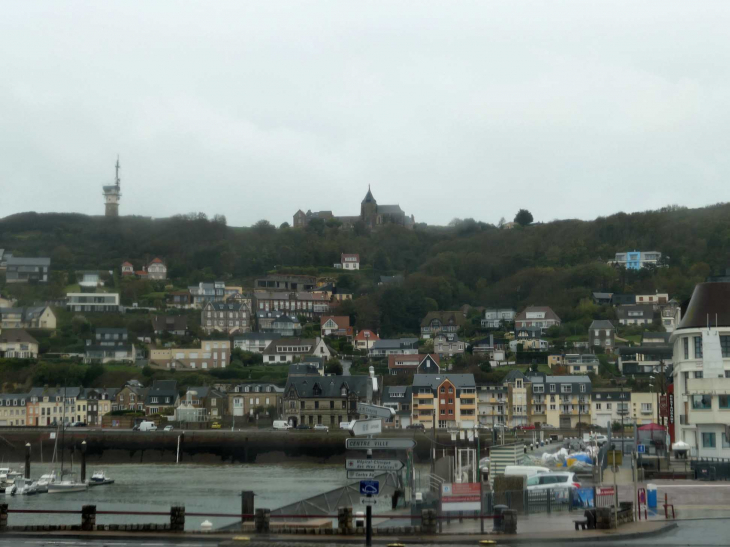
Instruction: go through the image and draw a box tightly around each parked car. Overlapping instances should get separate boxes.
[407,423,424,430]
[163,425,174,432]
[591,434,608,446]
[211,422,222,429]
[273,420,292,431]
[70,421,87,427]
[314,424,329,432]
[539,424,556,429]
[136,420,157,432]
[296,424,312,430]
[517,424,536,430]
[526,472,580,492]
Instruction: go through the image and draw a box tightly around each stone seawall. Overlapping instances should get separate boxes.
[0,428,455,464]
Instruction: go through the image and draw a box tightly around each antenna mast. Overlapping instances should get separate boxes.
[115,155,121,188]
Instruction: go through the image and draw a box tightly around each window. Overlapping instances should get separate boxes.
[561,385,572,393]
[723,433,730,449]
[533,385,544,394]
[702,432,716,448]
[719,395,730,409]
[549,384,556,393]
[692,395,712,410]
[579,384,586,393]
[683,338,689,360]
[596,403,601,410]
[606,403,612,410]
[694,371,703,379]
[694,337,703,359]
[720,336,730,358]
[440,387,445,393]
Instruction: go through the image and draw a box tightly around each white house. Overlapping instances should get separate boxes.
[262,337,332,364]
[336,253,360,270]
[66,293,120,313]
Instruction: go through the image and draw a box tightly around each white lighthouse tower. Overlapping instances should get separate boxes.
[103,157,122,217]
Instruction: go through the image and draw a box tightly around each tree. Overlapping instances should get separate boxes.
[514,209,534,226]
[279,222,290,229]
[325,358,343,375]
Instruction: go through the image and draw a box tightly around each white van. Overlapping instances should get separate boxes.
[503,465,550,478]
[138,420,157,432]
[273,420,292,431]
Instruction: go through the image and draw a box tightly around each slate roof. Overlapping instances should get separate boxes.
[371,338,418,350]
[412,374,476,390]
[152,315,189,332]
[420,311,466,328]
[378,204,404,214]
[616,304,654,319]
[288,363,321,376]
[262,338,317,355]
[514,306,561,322]
[6,257,50,267]
[381,386,412,405]
[145,380,178,405]
[589,320,615,329]
[0,329,39,345]
[285,375,372,399]
[204,302,247,311]
[502,370,527,383]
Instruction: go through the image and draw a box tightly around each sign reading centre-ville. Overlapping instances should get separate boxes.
[346,438,416,450]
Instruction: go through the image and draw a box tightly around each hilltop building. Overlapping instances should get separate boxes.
[293,187,414,230]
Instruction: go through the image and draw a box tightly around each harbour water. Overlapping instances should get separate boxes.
[3,462,350,531]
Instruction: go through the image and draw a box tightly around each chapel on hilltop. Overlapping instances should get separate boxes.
[293,187,414,230]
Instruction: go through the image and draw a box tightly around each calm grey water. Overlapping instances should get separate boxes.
[4,462,349,530]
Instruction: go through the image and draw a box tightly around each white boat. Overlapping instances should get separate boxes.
[48,480,88,494]
[36,471,57,493]
[88,470,114,486]
[0,468,23,484]
[12,478,38,496]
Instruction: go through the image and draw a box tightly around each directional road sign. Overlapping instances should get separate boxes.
[357,402,395,419]
[346,438,416,450]
[347,470,376,479]
[350,419,383,437]
[637,444,646,454]
[360,497,378,506]
[347,459,404,471]
[360,480,380,495]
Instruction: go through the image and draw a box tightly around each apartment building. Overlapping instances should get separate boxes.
[254,291,330,318]
[189,281,226,307]
[611,251,662,270]
[671,282,730,458]
[5,257,50,283]
[0,393,28,426]
[229,383,284,418]
[67,293,120,313]
[150,340,230,370]
[411,374,476,429]
[201,301,250,335]
[477,384,507,427]
[529,375,591,428]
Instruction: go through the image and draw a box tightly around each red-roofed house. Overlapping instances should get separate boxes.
[388,354,440,375]
[336,253,360,270]
[121,262,135,276]
[355,329,380,350]
[320,316,353,338]
[147,258,167,280]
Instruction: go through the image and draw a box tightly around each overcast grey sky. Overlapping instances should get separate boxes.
[2,1,730,227]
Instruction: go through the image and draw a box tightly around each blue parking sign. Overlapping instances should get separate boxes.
[637,444,645,454]
[360,480,379,495]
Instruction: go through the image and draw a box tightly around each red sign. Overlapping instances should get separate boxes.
[668,384,675,445]
[659,395,668,418]
[597,487,615,496]
[442,483,481,511]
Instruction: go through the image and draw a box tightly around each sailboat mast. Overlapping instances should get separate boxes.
[60,385,67,477]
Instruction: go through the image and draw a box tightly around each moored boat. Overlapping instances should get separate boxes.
[88,470,114,486]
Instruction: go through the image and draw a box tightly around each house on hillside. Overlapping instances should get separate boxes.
[67,293,120,313]
[592,292,613,305]
[262,337,332,364]
[176,386,224,423]
[388,353,440,375]
[616,304,654,326]
[370,338,419,357]
[121,262,135,276]
[189,281,226,307]
[0,306,56,329]
[514,306,561,332]
[0,329,39,359]
[382,386,412,428]
[5,257,50,284]
[420,311,466,339]
[152,315,189,337]
[589,320,615,350]
[271,315,302,336]
[481,309,516,329]
[354,329,380,350]
[149,340,230,370]
[112,382,148,412]
[320,316,353,338]
[147,258,167,280]
[84,327,136,364]
[336,253,360,270]
[434,333,465,358]
[234,332,277,354]
[166,291,192,308]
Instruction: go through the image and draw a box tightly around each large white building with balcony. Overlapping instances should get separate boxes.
[670,282,730,458]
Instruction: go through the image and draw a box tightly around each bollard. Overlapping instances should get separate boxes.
[241,490,255,527]
[25,443,31,479]
[81,441,87,483]
[170,506,185,532]
[0,504,7,531]
[81,505,96,531]
[338,506,353,533]
[502,509,517,534]
[254,509,270,533]
[421,509,437,535]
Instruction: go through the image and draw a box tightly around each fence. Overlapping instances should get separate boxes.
[485,486,619,515]
[691,458,730,481]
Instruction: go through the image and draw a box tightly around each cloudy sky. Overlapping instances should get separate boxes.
[2,1,730,227]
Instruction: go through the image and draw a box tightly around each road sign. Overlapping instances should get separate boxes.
[441,483,481,512]
[346,438,416,450]
[350,419,383,437]
[597,486,615,496]
[637,444,646,454]
[347,470,376,479]
[357,402,395,419]
[347,459,404,471]
[360,480,380,495]
[360,497,378,506]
